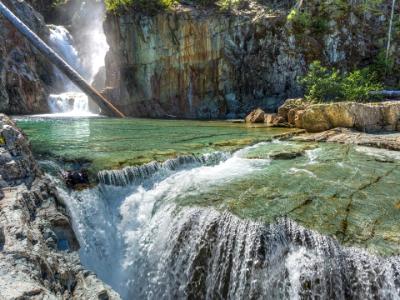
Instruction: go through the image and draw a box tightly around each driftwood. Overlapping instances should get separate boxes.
[370,90,400,98]
[0,1,125,118]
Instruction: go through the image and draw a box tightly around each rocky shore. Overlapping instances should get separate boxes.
[244,98,400,152]
[278,99,400,133]
[0,114,120,299]
[246,99,400,132]
[293,127,400,151]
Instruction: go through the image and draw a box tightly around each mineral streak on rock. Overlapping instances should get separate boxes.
[103,0,398,118]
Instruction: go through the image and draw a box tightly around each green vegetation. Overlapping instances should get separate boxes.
[105,0,175,13]
[287,8,329,34]
[300,61,382,103]
[105,0,247,13]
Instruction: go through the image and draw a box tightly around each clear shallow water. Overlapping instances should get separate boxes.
[15,117,297,174]
[14,117,400,298]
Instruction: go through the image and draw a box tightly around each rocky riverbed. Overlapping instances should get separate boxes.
[0,114,119,299]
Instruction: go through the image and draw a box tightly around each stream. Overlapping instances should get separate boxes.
[13,3,400,299]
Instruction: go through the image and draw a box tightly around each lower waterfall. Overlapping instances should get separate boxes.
[54,142,400,299]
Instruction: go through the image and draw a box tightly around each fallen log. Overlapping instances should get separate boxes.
[0,1,125,118]
[370,90,400,98]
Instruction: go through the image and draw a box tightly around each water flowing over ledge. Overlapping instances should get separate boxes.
[126,206,400,299]
[97,151,231,186]
[59,140,400,299]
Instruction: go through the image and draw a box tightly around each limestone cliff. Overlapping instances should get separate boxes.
[104,0,399,119]
[0,0,52,115]
[0,114,120,299]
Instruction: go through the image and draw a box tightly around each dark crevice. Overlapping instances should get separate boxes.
[0,227,5,251]
[287,197,313,214]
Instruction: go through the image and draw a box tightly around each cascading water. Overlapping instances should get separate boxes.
[55,141,400,299]
[47,92,90,116]
[48,25,85,91]
[46,25,94,116]
[45,5,109,117]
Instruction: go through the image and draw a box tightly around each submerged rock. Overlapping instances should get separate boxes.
[63,169,90,190]
[0,114,120,299]
[269,150,305,160]
[293,127,400,151]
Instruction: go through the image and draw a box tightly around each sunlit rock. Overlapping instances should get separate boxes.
[279,100,400,133]
[245,108,265,123]
[0,114,120,299]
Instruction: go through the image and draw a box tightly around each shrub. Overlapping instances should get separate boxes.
[105,0,245,13]
[300,61,383,103]
[299,61,343,102]
[105,0,176,13]
[341,69,382,102]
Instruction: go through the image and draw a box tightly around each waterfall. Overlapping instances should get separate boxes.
[57,143,400,299]
[128,207,400,300]
[48,24,85,91]
[98,151,230,186]
[46,10,109,117]
[47,92,90,115]
[47,25,93,116]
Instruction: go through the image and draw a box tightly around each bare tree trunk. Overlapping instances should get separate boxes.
[0,1,125,118]
[386,0,396,65]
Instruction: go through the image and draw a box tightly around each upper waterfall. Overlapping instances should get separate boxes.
[45,4,109,117]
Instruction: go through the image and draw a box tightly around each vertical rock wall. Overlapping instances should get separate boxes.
[104,0,399,119]
[0,0,52,114]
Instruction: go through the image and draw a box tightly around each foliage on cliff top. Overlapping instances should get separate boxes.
[105,0,246,14]
[300,61,383,103]
[105,0,174,14]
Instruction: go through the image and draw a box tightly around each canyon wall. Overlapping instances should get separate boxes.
[104,0,399,119]
[0,0,54,115]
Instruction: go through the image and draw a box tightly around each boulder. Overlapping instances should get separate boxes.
[0,115,40,187]
[278,98,310,122]
[300,105,332,132]
[281,101,400,133]
[264,113,285,126]
[63,169,90,190]
[294,109,305,128]
[245,108,266,123]
[324,102,355,128]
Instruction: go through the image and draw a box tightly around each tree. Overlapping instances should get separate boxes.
[385,0,397,67]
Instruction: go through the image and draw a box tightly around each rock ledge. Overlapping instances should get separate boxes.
[0,114,120,299]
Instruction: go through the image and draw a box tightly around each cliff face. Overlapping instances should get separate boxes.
[0,0,52,115]
[0,114,120,299]
[104,0,399,119]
